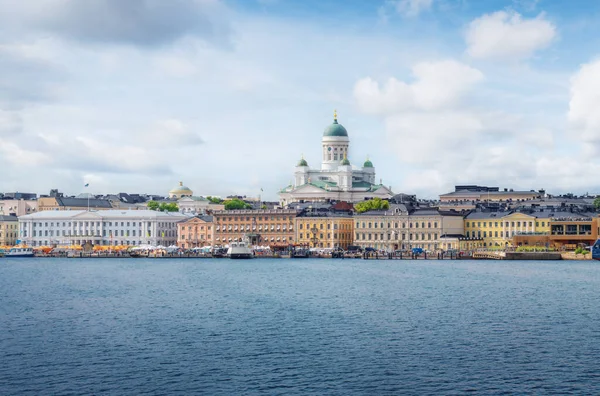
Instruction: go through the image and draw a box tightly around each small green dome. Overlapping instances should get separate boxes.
[297,157,308,167]
[341,157,350,166]
[363,159,373,168]
[323,119,348,137]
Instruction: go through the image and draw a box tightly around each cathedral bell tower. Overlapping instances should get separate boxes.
[321,110,350,171]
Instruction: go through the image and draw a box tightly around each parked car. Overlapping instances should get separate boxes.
[364,247,377,253]
[411,247,424,255]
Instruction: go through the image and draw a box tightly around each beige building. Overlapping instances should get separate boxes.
[177,215,214,248]
[354,206,465,252]
[213,209,298,248]
[440,185,542,209]
[0,199,37,217]
[0,215,19,246]
[178,197,225,214]
[38,197,113,211]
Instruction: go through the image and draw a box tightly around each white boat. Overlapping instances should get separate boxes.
[226,239,253,259]
[5,247,34,257]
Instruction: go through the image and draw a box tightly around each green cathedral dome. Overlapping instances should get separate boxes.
[341,156,351,166]
[363,158,374,168]
[297,156,308,166]
[323,111,348,137]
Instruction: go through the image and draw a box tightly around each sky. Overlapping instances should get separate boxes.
[2,0,600,200]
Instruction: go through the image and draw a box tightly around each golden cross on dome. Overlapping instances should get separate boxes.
[334,109,337,121]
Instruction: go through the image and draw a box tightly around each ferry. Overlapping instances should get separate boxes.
[5,247,34,258]
[227,240,253,259]
[592,239,600,260]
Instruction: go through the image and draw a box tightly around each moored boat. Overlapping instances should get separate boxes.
[5,247,34,258]
[227,240,253,259]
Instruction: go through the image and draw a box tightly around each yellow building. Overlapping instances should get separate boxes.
[295,215,354,249]
[0,215,19,246]
[465,211,551,248]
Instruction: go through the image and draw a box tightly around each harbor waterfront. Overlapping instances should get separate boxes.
[2,258,600,395]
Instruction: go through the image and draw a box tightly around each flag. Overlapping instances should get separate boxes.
[84,183,89,187]
[161,231,165,237]
[260,188,263,192]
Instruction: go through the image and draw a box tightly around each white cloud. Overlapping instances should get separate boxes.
[465,11,556,60]
[353,60,483,114]
[568,58,600,153]
[396,0,433,17]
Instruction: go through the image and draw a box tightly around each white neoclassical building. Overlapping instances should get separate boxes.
[18,210,189,247]
[279,111,394,206]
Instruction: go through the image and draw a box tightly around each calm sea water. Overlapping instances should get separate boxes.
[1,258,600,395]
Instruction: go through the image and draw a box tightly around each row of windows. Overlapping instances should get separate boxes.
[30,229,176,237]
[467,231,514,238]
[217,216,294,222]
[355,233,439,241]
[180,234,211,240]
[298,223,351,230]
[217,225,293,232]
[0,232,17,238]
[28,221,175,228]
[298,233,352,240]
[466,221,546,228]
[183,226,212,231]
[29,239,176,247]
[355,221,438,229]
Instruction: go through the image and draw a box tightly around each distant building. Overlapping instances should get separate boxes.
[177,215,214,248]
[295,213,354,249]
[439,185,543,209]
[0,199,38,217]
[169,182,193,199]
[4,192,37,200]
[37,197,113,211]
[213,209,298,248]
[279,112,394,206]
[353,205,465,251]
[178,197,225,214]
[466,208,599,250]
[0,215,19,246]
[18,210,188,247]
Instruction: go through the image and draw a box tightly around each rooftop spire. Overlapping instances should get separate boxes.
[333,109,338,123]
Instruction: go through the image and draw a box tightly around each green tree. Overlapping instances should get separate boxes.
[159,202,179,212]
[207,196,224,204]
[594,197,600,210]
[224,198,252,210]
[147,200,160,211]
[355,198,390,213]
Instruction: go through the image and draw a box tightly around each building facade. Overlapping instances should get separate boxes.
[0,199,37,217]
[37,197,113,211]
[0,215,19,246]
[177,215,214,248]
[279,112,394,206]
[295,214,354,249]
[18,210,187,247]
[465,211,549,248]
[213,209,298,248]
[354,207,465,251]
[178,197,225,214]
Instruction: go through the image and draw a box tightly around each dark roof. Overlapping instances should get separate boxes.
[56,197,113,208]
[332,201,354,211]
[0,215,18,221]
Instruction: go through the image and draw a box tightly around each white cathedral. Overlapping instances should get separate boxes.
[278,112,394,206]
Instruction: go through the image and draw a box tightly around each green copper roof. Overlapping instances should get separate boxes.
[323,119,348,137]
[363,159,374,168]
[341,157,351,166]
[297,157,308,166]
